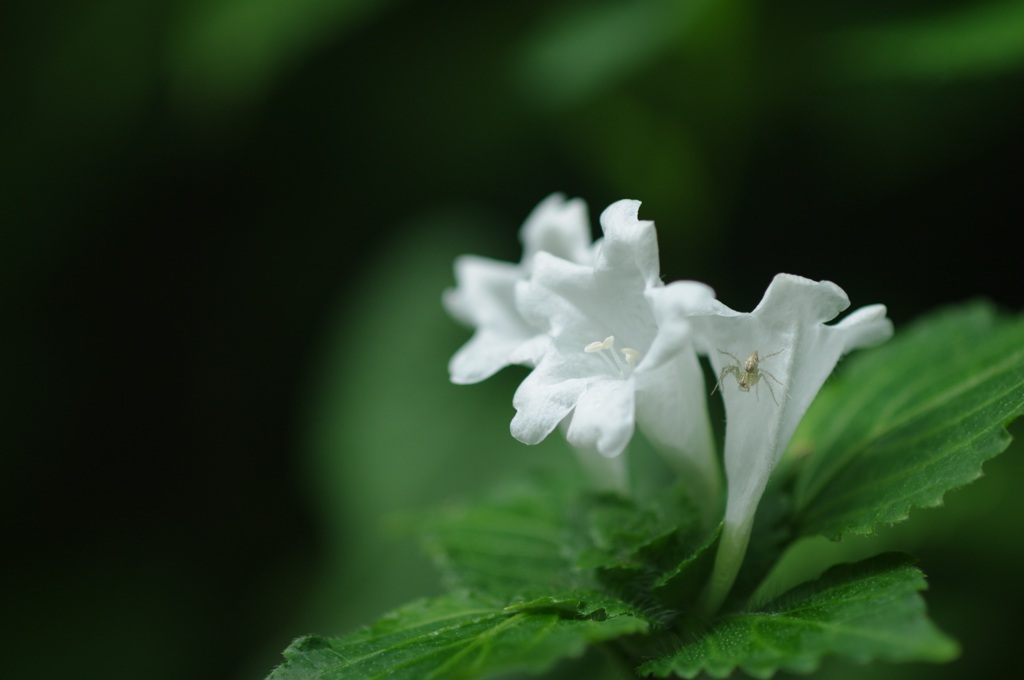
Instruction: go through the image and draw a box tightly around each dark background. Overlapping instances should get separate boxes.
[3,1,1022,679]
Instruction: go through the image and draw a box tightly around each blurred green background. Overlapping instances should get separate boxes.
[2,1,1023,678]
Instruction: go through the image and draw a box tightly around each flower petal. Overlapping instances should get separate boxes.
[443,255,520,327]
[643,281,717,371]
[520,193,593,265]
[445,256,538,383]
[445,195,599,385]
[752,273,850,325]
[597,199,661,288]
[510,358,590,445]
[565,378,637,458]
[695,273,893,613]
[525,235,660,354]
[515,253,596,337]
[834,303,893,349]
[448,331,551,385]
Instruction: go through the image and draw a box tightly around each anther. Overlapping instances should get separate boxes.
[584,336,641,377]
[584,336,616,353]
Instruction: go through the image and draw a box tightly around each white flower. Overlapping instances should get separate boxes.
[687,273,894,612]
[509,200,720,497]
[444,193,595,384]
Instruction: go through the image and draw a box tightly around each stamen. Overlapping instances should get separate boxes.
[584,336,616,353]
[583,336,642,377]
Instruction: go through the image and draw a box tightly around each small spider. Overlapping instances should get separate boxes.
[712,349,785,406]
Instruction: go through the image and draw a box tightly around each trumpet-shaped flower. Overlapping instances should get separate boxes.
[444,193,596,384]
[509,200,720,498]
[687,273,894,612]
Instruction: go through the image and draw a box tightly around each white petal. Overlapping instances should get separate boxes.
[752,273,850,325]
[445,255,522,327]
[515,253,596,335]
[510,359,590,445]
[630,280,722,510]
[565,378,637,458]
[445,256,542,383]
[636,351,720,503]
[445,195,597,387]
[569,438,629,495]
[597,200,661,288]
[643,281,716,371]
[525,244,659,354]
[697,273,893,612]
[449,332,519,385]
[834,303,894,350]
[520,193,593,266]
[448,331,551,385]
[649,279,718,314]
[779,303,893,447]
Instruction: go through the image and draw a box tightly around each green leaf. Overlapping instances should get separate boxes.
[648,521,720,606]
[639,553,958,679]
[790,302,1024,540]
[425,475,716,611]
[268,591,648,680]
[574,483,702,573]
[573,485,720,616]
[423,475,586,598]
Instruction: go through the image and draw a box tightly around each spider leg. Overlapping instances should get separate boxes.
[760,371,781,407]
[717,349,742,364]
[713,365,738,395]
[762,369,784,387]
[761,348,785,361]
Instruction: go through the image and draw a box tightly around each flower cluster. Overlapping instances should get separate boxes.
[444,194,893,611]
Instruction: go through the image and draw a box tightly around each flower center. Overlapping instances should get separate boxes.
[584,335,641,378]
